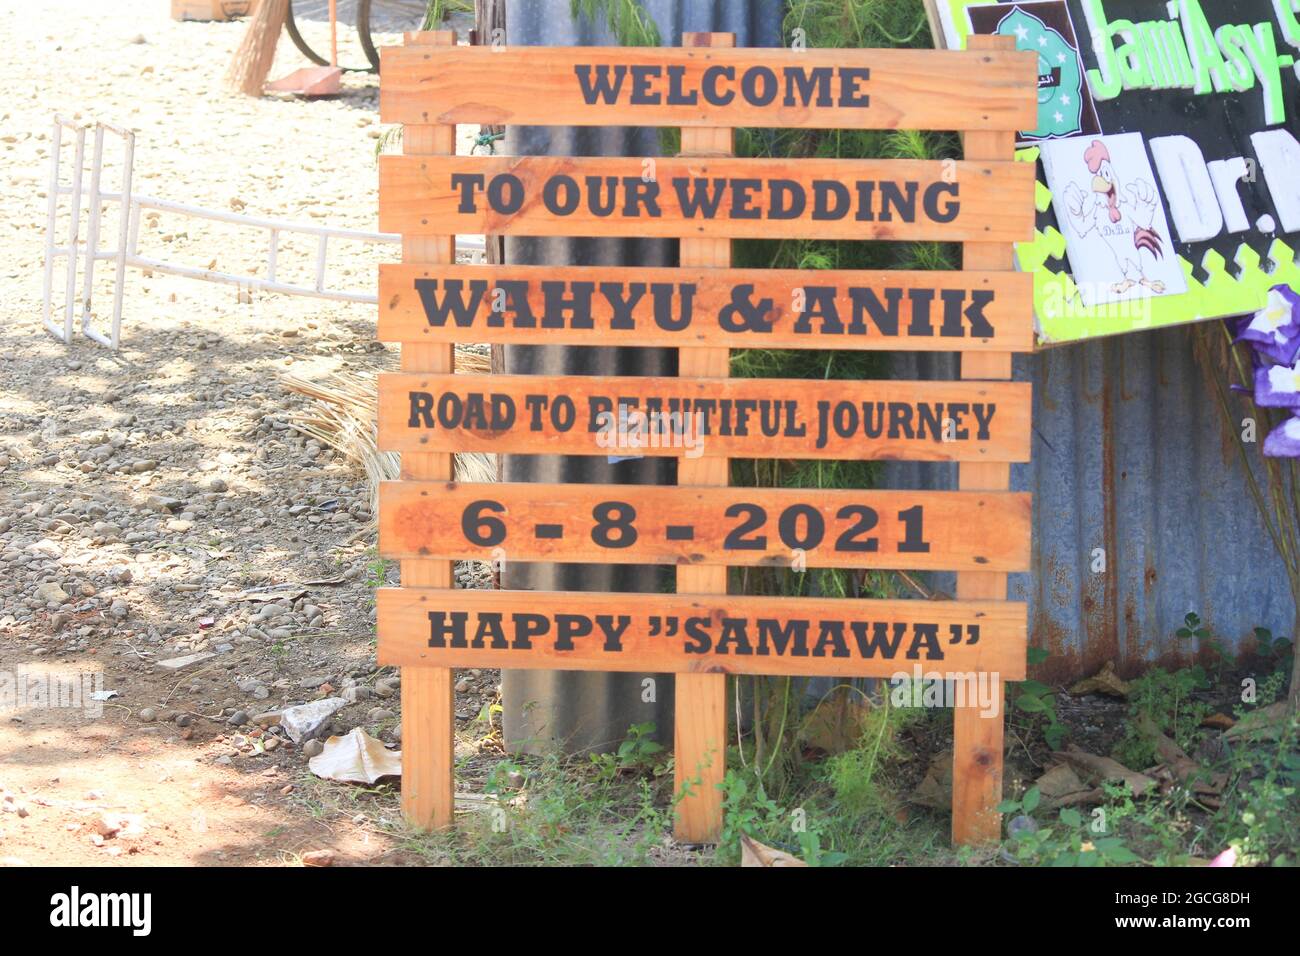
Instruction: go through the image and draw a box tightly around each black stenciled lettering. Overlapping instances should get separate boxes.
[973,403,997,440]
[651,282,693,331]
[673,178,728,219]
[449,173,484,213]
[541,281,594,329]
[426,610,467,649]
[943,289,995,338]
[848,286,901,336]
[878,181,917,222]
[542,174,580,215]
[600,282,644,330]
[701,65,735,105]
[730,178,763,220]
[783,66,833,107]
[413,278,487,329]
[629,64,660,104]
[924,181,960,223]
[408,391,435,428]
[486,174,524,214]
[838,67,870,106]
[572,64,626,104]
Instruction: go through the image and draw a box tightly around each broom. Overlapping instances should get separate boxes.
[225,0,290,96]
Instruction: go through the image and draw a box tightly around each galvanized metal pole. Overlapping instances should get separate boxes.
[500,0,784,759]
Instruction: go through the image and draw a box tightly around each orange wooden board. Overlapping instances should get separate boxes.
[378,155,1035,242]
[377,588,1028,680]
[377,263,1034,352]
[378,45,1037,132]
[378,481,1031,572]
[377,373,1032,462]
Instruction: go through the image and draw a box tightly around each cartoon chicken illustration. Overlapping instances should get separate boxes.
[1063,139,1166,295]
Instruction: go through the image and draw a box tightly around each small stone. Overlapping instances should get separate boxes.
[35,582,69,605]
[301,739,324,758]
[1007,815,1039,839]
[263,736,280,751]
[454,677,471,693]
[138,707,156,722]
[156,651,216,671]
[206,478,228,493]
[367,707,394,723]
[131,460,158,473]
[301,849,334,867]
[109,600,130,620]
[227,710,248,727]
[174,713,192,728]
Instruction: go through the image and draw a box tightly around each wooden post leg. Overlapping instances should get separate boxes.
[952,674,1005,845]
[401,667,455,828]
[395,29,457,831]
[951,32,1017,848]
[673,30,734,845]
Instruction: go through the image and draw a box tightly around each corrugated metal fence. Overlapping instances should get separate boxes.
[889,325,1296,683]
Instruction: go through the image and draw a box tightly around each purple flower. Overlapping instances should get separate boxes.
[1253,360,1300,408]
[1263,415,1300,457]
[1237,286,1300,365]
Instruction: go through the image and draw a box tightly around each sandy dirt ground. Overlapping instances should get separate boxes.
[0,0,492,865]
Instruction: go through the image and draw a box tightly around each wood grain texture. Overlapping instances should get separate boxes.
[377,588,1029,680]
[378,154,1036,242]
[951,33,1018,849]
[674,32,733,846]
[377,263,1035,351]
[378,45,1038,131]
[390,30,455,833]
[376,373,1033,462]
[377,481,1032,572]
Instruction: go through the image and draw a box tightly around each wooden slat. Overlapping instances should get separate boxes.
[392,30,456,833]
[377,588,1029,680]
[378,45,1038,132]
[376,373,1033,462]
[378,481,1032,572]
[951,33,1018,849]
[674,31,732,846]
[378,155,1036,242]
[377,263,1035,351]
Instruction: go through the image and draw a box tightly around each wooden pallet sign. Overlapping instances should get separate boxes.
[377,31,1036,847]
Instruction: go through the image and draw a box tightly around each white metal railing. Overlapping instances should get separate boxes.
[42,116,485,349]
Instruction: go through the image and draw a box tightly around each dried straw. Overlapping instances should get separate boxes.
[281,349,496,525]
[225,0,290,97]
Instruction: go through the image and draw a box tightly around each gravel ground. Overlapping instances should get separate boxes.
[0,0,493,866]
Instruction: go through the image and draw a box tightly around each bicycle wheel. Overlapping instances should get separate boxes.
[285,0,376,73]
[359,0,435,73]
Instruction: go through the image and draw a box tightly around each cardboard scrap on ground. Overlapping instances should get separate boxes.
[909,749,953,809]
[1035,763,1102,808]
[740,834,807,867]
[798,689,872,754]
[309,727,402,785]
[1052,744,1156,797]
[1067,660,1130,698]
[1225,701,1294,741]
[1137,714,1227,795]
